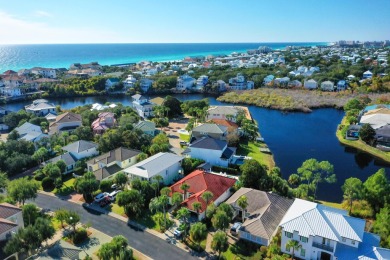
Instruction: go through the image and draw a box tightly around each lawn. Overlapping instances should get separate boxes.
[109,203,125,216]
[54,177,76,196]
[222,240,262,260]
[236,140,275,170]
[184,236,207,252]
[179,133,191,142]
[318,200,343,210]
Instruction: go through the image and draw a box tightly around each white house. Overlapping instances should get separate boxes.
[304,79,318,89]
[206,105,250,123]
[132,94,155,118]
[0,203,24,241]
[30,67,57,78]
[25,99,56,117]
[139,78,154,93]
[134,120,156,136]
[122,75,137,88]
[229,73,246,90]
[184,136,235,167]
[363,70,373,79]
[176,74,195,91]
[195,75,208,90]
[213,80,227,92]
[105,78,120,89]
[279,199,385,260]
[124,152,184,185]
[321,81,335,91]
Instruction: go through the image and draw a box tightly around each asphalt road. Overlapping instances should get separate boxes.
[31,193,200,260]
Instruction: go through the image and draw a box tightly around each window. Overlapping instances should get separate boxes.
[342,237,346,242]
[300,248,306,257]
[351,240,356,245]
[300,236,308,243]
[285,231,293,238]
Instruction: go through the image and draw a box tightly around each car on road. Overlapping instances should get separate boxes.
[94,192,109,203]
[230,222,242,236]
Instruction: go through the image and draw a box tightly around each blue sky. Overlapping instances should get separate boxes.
[0,0,389,44]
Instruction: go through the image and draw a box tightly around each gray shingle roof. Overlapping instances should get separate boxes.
[93,164,123,181]
[0,203,22,218]
[47,152,77,166]
[87,147,141,165]
[190,137,227,151]
[192,123,227,135]
[62,140,98,154]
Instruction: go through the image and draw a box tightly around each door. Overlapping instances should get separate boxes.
[320,252,331,260]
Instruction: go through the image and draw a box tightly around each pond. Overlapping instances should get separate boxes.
[3,94,389,202]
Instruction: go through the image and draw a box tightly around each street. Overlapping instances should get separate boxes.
[30,193,199,260]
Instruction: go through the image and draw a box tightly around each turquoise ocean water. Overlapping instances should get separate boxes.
[0,42,328,73]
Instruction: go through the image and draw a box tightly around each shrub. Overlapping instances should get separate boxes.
[73,228,88,245]
[34,171,45,181]
[74,167,85,175]
[100,179,113,192]
[211,165,240,175]
[41,177,55,190]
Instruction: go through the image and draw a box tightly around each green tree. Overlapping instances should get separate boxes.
[342,177,363,215]
[189,222,208,250]
[54,209,70,228]
[56,160,67,174]
[22,204,40,226]
[97,242,114,260]
[0,172,8,192]
[172,192,183,208]
[4,225,42,256]
[180,182,190,200]
[114,172,128,189]
[7,177,40,205]
[344,98,365,111]
[373,205,390,248]
[237,195,249,222]
[192,202,202,219]
[211,231,229,258]
[117,190,144,218]
[34,217,55,245]
[239,159,268,190]
[66,211,81,234]
[212,210,230,231]
[363,168,390,212]
[201,191,214,218]
[149,195,170,229]
[241,119,259,140]
[286,239,301,260]
[74,171,99,202]
[32,147,48,164]
[359,124,376,144]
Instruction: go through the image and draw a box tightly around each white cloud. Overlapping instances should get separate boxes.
[33,10,53,18]
[0,10,122,44]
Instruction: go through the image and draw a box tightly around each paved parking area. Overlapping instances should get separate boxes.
[164,118,189,155]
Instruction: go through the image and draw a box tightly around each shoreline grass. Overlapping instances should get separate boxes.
[236,140,275,170]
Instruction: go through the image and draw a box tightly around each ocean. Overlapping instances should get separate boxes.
[0,42,328,73]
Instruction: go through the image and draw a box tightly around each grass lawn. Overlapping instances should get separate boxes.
[222,240,262,260]
[184,236,207,252]
[54,177,76,196]
[236,140,275,170]
[179,133,191,142]
[318,200,344,210]
[109,203,125,216]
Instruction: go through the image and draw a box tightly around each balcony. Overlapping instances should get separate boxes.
[312,242,334,252]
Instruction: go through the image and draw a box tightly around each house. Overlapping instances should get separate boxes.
[123,152,184,185]
[184,136,236,167]
[169,170,236,220]
[263,75,275,86]
[210,119,239,130]
[134,120,156,136]
[226,188,294,246]
[288,80,303,88]
[25,99,56,116]
[195,75,208,91]
[363,70,373,79]
[132,94,155,118]
[304,79,318,90]
[229,73,246,90]
[191,123,228,140]
[91,103,117,111]
[321,81,335,91]
[47,140,98,174]
[347,75,356,80]
[346,125,361,140]
[139,78,154,93]
[105,78,120,89]
[374,125,390,151]
[30,67,57,78]
[206,105,251,123]
[0,203,24,241]
[91,112,117,135]
[337,80,348,91]
[280,198,387,260]
[87,147,141,181]
[49,112,82,134]
[176,74,195,91]
[14,122,47,143]
[274,77,290,87]
[122,75,137,88]
[34,240,82,259]
[213,80,227,92]
[360,108,390,129]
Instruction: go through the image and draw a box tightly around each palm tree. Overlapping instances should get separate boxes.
[286,239,301,260]
[201,191,214,218]
[180,182,190,200]
[192,202,202,219]
[160,187,171,197]
[237,195,248,222]
[153,175,164,194]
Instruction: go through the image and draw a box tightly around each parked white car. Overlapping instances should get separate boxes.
[109,190,122,200]
[94,192,109,203]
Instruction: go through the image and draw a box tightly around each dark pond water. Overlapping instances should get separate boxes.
[3,94,390,202]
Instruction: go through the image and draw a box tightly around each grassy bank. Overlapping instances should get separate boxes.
[336,116,390,163]
[236,141,275,170]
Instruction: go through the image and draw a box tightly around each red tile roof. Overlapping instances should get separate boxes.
[170,170,236,213]
[210,119,239,129]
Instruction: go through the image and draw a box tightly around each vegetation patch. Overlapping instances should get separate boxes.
[222,240,262,260]
[236,141,275,170]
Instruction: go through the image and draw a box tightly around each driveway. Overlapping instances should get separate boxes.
[29,193,200,260]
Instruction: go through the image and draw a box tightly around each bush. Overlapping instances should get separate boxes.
[41,177,55,190]
[34,171,45,181]
[100,179,113,192]
[211,165,240,175]
[73,228,88,245]
[74,167,85,175]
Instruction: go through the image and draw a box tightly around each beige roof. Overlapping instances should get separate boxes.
[364,107,390,116]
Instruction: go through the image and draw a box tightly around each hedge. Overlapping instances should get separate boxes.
[211,165,240,175]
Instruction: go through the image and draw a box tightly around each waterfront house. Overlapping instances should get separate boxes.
[229,73,246,90]
[14,122,47,143]
[184,136,236,167]
[91,103,117,111]
[263,75,275,86]
[139,78,154,93]
[0,203,24,241]
[206,105,251,123]
[46,140,98,174]
[346,125,361,140]
[195,75,208,91]
[122,75,137,88]
[25,99,56,117]
[304,79,318,90]
[124,152,184,185]
[226,188,294,246]
[169,169,236,220]
[279,198,386,260]
[105,78,120,89]
[131,94,155,118]
[360,108,390,129]
[374,125,390,151]
[176,74,195,91]
[363,70,373,79]
[30,67,57,79]
[321,81,335,91]
[210,119,239,131]
[134,120,156,136]
[337,80,348,91]
[91,112,117,135]
[70,62,102,71]
[49,112,82,134]
[87,147,141,181]
[213,80,227,92]
[191,123,228,140]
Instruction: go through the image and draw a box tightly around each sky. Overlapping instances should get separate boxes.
[0,0,389,44]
